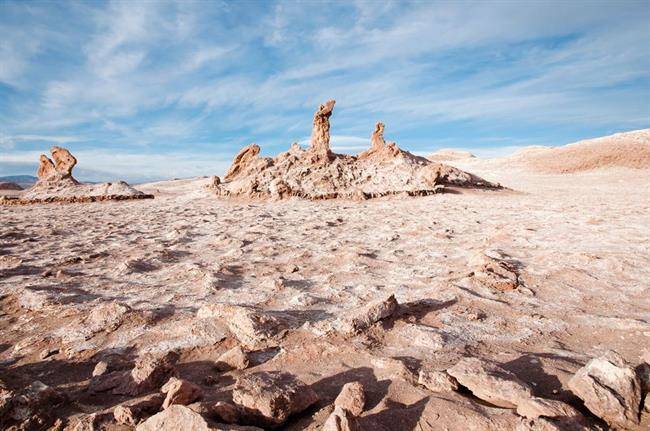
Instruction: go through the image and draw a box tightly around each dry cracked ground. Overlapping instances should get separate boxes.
[1,162,649,430]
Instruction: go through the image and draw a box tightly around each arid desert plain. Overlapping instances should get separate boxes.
[1,127,649,431]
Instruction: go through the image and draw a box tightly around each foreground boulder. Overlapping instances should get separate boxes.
[334,382,366,416]
[447,357,533,408]
[335,294,398,335]
[2,146,153,205]
[3,381,66,430]
[418,368,459,393]
[161,377,203,409]
[113,393,165,426]
[198,303,288,346]
[568,351,642,429]
[215,345,250,371]
[89,351,178,396]
[232,371,319,428]
[323,405,363,431]
[136,405,211,431]
[209,100,500,200]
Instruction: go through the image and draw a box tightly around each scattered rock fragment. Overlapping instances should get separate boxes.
[6,381,66,430]
[136,404,211,431]
[86,302,131,333]
[161,377,203,409]
[418,368,459,393]
[323,405,363,431]
[215,345,250,371]
[334,381,365,416]
[336,294,398,335]
[114,393,165,426]
[568,350,642,429]
[516,397,583,421]
[232,371,319,428]
[447,357,533,408]
[211,400,241,424]
[89,351,178,396]
[197,303,288,346]
[470,250,521,291]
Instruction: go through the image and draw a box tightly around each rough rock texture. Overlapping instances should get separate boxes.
[568,351,642,429]
[334,381,365,416]
[310,99,336,160]
[89,351,178,396]
[232,371,319,428]
[336,294,398,335]
[113,393,165,426]
[136,404,211,431]
[418,368,459,392]
[3,381,66,430]
[322,405,363,431]
[471,249,521,291]
[211,401,240,424]
[198,303,288,346]
[516,397,583,421]
[215,345,250,371]
[210,100,500,200]
[161,377,203,409]
[3,146,153,205]
[447,357,533,408]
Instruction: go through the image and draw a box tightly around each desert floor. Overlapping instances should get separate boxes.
[1,161,649,430]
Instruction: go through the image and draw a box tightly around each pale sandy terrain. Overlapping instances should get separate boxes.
[1,157,649,429]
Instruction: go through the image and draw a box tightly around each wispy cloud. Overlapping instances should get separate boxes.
[0,0,648,180]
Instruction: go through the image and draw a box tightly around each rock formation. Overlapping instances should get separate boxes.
[209,100,501,200]
[310,99,336,160]
[1,146,153,205]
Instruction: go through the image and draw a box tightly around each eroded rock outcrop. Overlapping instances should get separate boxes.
[209,100,501,200]
[232,371,319,428]
[1,146,153,205]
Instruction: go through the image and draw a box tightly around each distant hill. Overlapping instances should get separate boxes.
[0,175,38,183]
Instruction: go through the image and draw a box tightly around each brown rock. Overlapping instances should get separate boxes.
[232,371,319,428]
[0,182,23,190]
[211,400,240,424]
[161,377,203,409]
[336,294,398,335]
[225,144,261,181]
[90,351,178,396]
[310,99,336,159]
[37,154,56,179]
[51,146,77,176]
[215,345,250,371]
[114,393,165,426]
[136,404,211,431]
[471,250,521,291]
[447,357,533,408]
[86,302,131,333]
[418,368,459,392]
[322,405,363,431]
[197,303,287,346]
[334,382,365,416]
[516,397,582,420]
[8,381,66,430]
[568,350,641,429]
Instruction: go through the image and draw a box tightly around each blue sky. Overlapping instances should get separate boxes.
[1,0,649,182]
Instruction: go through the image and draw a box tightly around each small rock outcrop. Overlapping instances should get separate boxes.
[136,405,211,431]
[447,357,533,408]
[335,294,398,335]
[89,351,178,396]
[322,405,363,431]
[198,303,288,347]
[470,250,521,291]
[568,351,642,429]
[418,368,459,393]
[209,100,501,200]
[161,377,203,409]
[1,146,153,205]
[0,182,23,191]
[334,382,365,416]
[215,345,250,371]
[232,371,319,428]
